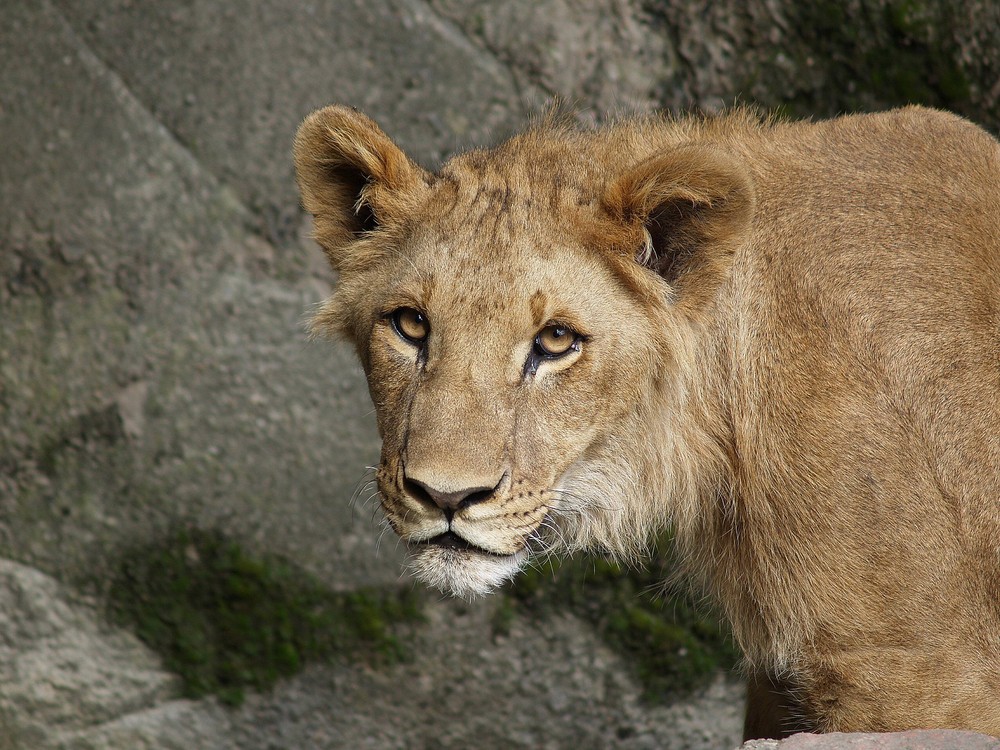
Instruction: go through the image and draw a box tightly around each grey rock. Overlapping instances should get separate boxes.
[221,599,745,750]
[0,0,400,590]
[428,0,677,118]
[0,560,745,750]
[0,558,237,750]
[53,0,527,232]
[0,559,172,742]
[53,701,236,750]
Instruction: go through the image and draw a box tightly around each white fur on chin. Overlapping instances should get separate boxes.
[408,544,529,599]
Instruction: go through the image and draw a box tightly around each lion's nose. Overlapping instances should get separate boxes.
[402,473,504,513]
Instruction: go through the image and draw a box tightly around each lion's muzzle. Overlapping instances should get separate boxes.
[398,469,533,556]
[377,459,553,563]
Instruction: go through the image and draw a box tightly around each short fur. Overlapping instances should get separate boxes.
[294,104,1000,737]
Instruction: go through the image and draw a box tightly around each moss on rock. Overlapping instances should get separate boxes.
[499,540,739,702]
[754,0,971,118]
[109,528,735,707]
[107,528,423,706]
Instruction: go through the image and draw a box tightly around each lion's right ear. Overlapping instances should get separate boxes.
[604,145,755,311]
[293,106,428,270]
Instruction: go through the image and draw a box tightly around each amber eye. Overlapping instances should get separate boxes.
[533,324,578,358]
[390,307,429,345]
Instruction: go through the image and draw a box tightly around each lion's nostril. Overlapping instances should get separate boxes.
[459,487,493,509]
[402,473,504,512]
[403,477,435,507]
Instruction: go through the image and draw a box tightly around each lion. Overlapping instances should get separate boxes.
[293,104,1000,739]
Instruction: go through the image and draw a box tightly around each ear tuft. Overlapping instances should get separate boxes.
[293,106,427,269]
[604,145,755,307]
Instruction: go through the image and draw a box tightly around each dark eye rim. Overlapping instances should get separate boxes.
[388,307,429,345]
[532,324,583,359]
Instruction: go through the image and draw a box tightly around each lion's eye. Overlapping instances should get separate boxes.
[533,324,579,358]
[391,307,429,345]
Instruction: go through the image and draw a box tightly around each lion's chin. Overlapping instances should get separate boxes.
[407,543,529,599]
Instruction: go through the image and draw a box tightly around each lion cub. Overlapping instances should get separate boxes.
[294,105,1000,738]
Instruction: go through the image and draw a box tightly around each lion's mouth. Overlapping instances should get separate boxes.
[417,530,515,558]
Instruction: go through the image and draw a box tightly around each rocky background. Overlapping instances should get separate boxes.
[2,1,999,748]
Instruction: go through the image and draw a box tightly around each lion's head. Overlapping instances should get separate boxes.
[294,106,753,597]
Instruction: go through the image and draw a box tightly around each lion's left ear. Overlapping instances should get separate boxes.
[604,145,755,307]
[293,105,429,271]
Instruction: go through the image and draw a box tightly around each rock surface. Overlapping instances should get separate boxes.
[2,0,1000,748]
[1,0,401,592]
[0,557,744,750]
[0,559,231,749]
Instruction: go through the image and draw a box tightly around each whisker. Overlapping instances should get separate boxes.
[348,467,379,523]
[538,517,568,549]
[528,541,561,571]
[351,482,378,516]
[349,480,370,507]
[374,518,394,558]
[526,522,564,559]
[368,495,385,523]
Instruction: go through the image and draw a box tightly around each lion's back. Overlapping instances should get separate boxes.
[728,105,1000,636]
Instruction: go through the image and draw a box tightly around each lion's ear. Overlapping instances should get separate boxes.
[293,106,428,270]
[604,145,755,307]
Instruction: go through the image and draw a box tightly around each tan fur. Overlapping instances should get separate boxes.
[294,104,1000,736]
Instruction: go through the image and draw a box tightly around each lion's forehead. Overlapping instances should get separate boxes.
[428,155,608,243]
[403,232,612,332]
[437,139,607,209]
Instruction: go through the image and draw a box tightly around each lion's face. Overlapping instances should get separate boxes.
[294,107,752,597]
[359,212,662,596]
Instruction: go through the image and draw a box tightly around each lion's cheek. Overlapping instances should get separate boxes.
[365,351,416,443]
[516,358,638,472]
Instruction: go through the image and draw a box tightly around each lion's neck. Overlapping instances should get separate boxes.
[654,300,810,671]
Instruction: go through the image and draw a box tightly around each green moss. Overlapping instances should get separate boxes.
[500,540,739,702]
[747,0,970,119]
[107,529,423,706]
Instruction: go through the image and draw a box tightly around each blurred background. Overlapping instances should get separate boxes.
[2,1,998,748]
